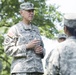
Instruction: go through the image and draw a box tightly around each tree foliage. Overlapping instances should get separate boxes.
[0,0,62,75]
[0,0,63,38]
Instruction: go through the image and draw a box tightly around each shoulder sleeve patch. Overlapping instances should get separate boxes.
[7,31,15,38]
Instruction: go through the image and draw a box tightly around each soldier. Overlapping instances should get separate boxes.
[4,2,45,75]
[46,13,76,75]
[45,34,67,70]
[57,33,67,43]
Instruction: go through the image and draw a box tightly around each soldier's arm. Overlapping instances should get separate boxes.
[47,48,60,75]
[36,27,45,58]
[45,49,53,69]
[4,26,27,57]
[39,40,45,58]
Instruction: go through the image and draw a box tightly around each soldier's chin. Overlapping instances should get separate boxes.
[29,19,33,22]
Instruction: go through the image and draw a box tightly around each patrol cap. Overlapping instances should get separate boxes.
[20,2,35,10]
[64,13,76,28]
[58,34,67,39]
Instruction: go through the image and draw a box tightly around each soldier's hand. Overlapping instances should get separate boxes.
[26,39,40,49]
[34,45,43,54]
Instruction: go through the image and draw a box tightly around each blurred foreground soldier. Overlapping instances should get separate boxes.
[45,33,67,69]
[46,13,76,75]
[4,2,45,75]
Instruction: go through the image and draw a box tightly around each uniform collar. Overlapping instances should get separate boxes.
[67,36,76,39]
[20,21,32,30]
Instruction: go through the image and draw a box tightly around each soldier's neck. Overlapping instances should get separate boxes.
[22,20,31,25]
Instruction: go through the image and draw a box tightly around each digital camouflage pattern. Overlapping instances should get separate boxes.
[46,13,76,75]
[4,21,45,74]
[20,2,35,10]
[47,36,76,75]
[64,13,76,28]
[12,72,43,75]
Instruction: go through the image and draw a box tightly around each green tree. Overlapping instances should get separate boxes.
[0,0,62,75]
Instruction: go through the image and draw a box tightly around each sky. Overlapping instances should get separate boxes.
[46,0,76,13]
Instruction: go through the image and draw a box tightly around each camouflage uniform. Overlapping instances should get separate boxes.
[45,34,67,69]
[4,21,45,75]
[47,36,76,75]
[46,13,76,75]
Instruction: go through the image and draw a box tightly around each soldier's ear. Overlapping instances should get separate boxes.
[64,26,68,34]
[19,10,22,14]
[19,10,24,17]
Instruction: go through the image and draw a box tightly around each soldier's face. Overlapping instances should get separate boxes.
[20,9,34,22]
[58,38,66,43]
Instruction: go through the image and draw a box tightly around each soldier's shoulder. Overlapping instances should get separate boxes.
[32,24,39,30]
[7,23,19,38]
[32,24,38,28]
[9,22,21,30]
